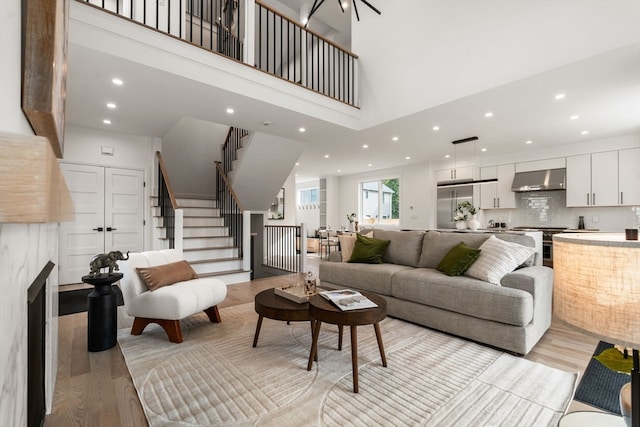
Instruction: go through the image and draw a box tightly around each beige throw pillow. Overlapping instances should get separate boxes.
[464,235,536,285]
[136,260,198,291]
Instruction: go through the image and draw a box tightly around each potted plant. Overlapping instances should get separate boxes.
[454,201,479,230]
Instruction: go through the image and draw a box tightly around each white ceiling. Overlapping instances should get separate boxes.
[64,1,640,183]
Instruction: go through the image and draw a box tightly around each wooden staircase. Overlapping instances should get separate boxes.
[154,196,251,284]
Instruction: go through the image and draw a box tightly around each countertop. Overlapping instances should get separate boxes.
[554,232,640,248]
[436,228,542,235]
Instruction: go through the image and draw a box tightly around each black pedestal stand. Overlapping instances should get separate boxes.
[81,273,122,352]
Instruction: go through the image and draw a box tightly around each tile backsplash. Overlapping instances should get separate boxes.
[480,191,640,231]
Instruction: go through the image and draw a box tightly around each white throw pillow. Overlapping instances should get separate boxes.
[464,235,536,285]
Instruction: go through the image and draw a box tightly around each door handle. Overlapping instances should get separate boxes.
[592,193,595,205]
[106,227,117,232]
[621,192,624,205]
[92,227,104,232]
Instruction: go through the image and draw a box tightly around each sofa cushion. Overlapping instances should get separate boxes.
[348,234,390,264]
[464,235,536,285]
[338,232,373,262]
[390,268,534,327]
[437,242,481,276]
[319,262,413,296]
[136,260,198,291]
[418,231,489,268]
[372,229,426,267]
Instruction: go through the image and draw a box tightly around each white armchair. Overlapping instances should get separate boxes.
[119,249,227,343]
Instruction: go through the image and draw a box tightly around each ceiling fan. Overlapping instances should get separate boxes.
[306,0,381,26]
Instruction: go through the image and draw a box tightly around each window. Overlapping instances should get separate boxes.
[298,188,318,204]
[360,178,400,225]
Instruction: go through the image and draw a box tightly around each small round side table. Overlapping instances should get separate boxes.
[558,411,626,427]
[81,273,122,352]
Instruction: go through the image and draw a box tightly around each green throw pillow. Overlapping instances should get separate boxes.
[437,242,481,276]
[348,233,391,264]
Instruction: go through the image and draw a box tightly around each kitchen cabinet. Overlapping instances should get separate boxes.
[436,166,474,183]
[566,151,618,207]
[479,164,516,209]
[619,147,640,206]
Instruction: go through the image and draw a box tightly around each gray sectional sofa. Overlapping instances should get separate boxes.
[319,230,554,355]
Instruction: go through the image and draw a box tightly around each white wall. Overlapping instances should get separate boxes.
[0,0,60,422]
[231,132,306,211]
[162,117,228,198]
[296,179,321,234]
[338,162,434,230]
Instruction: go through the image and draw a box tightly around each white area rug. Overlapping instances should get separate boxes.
[117,303,577,426]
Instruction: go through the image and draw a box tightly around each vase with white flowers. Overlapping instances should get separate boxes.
[454,201,479,230]
[347,213,357,232]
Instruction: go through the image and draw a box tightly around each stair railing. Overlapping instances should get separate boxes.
[255,1,359,107]
[221,127,250,174]
[214,161,244,257]
[156,151,182,250]
[78,0,243,61]
[264,224,307,273]
[76,0,359,107]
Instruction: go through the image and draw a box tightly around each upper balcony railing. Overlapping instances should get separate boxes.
[77,0,359,107]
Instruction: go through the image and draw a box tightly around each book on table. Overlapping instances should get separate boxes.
[319,289,378,311]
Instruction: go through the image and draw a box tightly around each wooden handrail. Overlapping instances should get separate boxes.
[214,161,244,211]
[156,151,178,210]
[255,0,359,59]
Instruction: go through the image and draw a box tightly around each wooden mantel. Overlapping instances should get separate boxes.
[0,133,74,223]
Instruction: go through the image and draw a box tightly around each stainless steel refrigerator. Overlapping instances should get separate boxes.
[437,185,475,229]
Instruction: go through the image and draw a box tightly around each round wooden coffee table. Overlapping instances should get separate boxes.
[253,288,314,348]
[306,291,387,393]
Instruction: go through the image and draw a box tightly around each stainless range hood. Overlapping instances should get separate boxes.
[511,168,566,192]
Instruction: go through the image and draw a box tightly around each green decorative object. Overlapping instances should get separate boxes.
[437,242,481,276]
[595,347,634,374]
[348,234,390,264]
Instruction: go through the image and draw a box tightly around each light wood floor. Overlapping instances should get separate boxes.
[45,271,600,426]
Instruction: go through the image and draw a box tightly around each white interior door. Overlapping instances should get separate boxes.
[59,164,144,284]
[104,168,144,255]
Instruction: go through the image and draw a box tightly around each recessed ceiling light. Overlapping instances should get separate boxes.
[481,148,487,152]
[342,1,348,8]
[103,119,111,125]
[392,136,399,141]
[226,108,234,114]
[367,163,372,167]
[263,121,272,126]
[485,112,493,118]
[106,102,116,109]
[555,93,566,100]
[581,130,590,135]
[432,126,440,131]
[337,169,342,173]
[324,154,329,158]
[112,78,123,85]
[362,144,369,149]
[405,156,411,160]
[445,154,450,159]
[299,127,306,133]
[295,162,300,166]
[570,115,579,120]
[525,140,533,144]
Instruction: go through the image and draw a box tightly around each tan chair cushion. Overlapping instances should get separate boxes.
[136,260,198,291]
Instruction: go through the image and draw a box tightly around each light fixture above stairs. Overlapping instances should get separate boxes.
[306,0,381,27]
